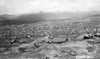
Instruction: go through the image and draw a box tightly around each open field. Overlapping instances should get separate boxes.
[0,19,100,59]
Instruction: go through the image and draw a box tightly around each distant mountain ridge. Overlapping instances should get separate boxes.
[0,12,100,26]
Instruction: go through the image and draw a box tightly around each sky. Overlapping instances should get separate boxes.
[0,0,100,15]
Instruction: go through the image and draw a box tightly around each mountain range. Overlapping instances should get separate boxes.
[0,12,100,26]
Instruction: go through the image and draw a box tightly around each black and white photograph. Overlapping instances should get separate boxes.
[0,0,100,59]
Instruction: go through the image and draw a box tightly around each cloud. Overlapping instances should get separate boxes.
[0,0,100,15]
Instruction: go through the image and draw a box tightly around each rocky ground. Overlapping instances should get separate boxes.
[0,20,100,59]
